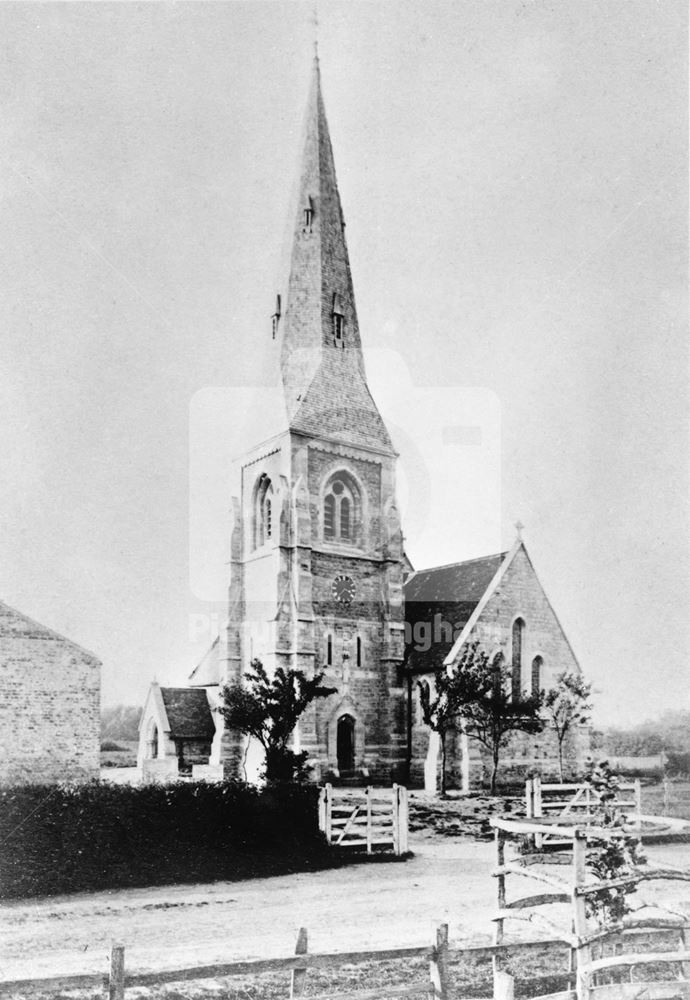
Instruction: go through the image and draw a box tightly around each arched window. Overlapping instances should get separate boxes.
[323,473,360,543]
[531,656,543,698]
[491,653,504,699]
[327,634,333,666]
[254,474,274,549]
[512,618,525,701]
[147,721,159,760]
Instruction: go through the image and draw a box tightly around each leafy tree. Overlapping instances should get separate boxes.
[417,643,491,796]
[217,659,336,782]
[543,671,592,781]
[458,651,544,794]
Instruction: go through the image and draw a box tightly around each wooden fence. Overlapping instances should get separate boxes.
[318,783,409,855]
[490,814,690,1000]
[0,927,569,1000]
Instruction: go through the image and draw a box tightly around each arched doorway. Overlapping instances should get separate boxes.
[336,714,356,775]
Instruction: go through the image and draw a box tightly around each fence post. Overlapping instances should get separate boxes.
[318,787,326,833]
[324,783,333,845]
[494,971,514,1000]
[533,776,543,849]
[399,785,409,854]
[633,778,642,839]
[109,943,125,1000]
[492,827,506,980]
[572,829,591,1000]
[290,926,308,997]
[663,774,671,816]
[429,923,449,999]
[525,778,533,819]
[366,786,373,854]
[392,783,400,856]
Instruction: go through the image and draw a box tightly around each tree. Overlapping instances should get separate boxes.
[417,643,491,796]
[543,672,592,781]
[458,652,544,794]
[217,659,336,782]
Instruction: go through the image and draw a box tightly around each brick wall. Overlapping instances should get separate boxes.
[0,602,101,785]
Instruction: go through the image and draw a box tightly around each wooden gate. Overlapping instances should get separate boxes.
[318,784,409,855]
[525,776,641,846]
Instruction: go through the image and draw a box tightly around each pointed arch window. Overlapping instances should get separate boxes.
[512,618,525,701]
[327,634,333,666]
[323,476,355,541]
[356,636,362,667]
[254,474,274,549]
[531,656,543,698]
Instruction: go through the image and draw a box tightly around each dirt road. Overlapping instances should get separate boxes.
[1,840,688,984]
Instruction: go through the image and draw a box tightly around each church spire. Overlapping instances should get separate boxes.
[278,60,393,453]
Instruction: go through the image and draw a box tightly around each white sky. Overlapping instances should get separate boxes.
[0,2,686,727]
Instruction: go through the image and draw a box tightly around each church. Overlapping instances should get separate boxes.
[138,58,590,790]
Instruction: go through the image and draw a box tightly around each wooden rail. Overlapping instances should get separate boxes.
[0,929,569,999]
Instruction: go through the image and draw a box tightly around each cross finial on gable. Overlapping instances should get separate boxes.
[514,520,525,540]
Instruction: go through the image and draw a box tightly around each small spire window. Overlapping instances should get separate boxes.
[303,197,314,232]
[332,292,344,344]
[271,294,281,340]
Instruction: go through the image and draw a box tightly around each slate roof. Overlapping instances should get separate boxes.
[403,552,507,675]
[160,688,215,740]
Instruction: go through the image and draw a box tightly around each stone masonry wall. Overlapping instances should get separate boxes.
[0,605,101,784]
[409,546,590,790]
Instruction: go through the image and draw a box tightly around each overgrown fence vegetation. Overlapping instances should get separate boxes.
[0,780,335,898]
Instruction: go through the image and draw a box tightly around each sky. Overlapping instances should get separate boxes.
[0,1,686,727]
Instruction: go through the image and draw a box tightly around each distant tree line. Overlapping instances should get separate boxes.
[101,704,143,742]
[592,710,690,776]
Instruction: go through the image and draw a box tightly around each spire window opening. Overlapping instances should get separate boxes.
[327,634,333,666]
[356,636,362,667]
[303,197,314,232]
[332,292,345,345]
[271,294,281,340]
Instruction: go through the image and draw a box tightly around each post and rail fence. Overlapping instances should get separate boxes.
[1,926,575,1000]
[318,783,409,855]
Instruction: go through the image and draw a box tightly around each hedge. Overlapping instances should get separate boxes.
[0,780,331,898]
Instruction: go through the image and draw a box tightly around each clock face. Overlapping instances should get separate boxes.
[332,574,356,604]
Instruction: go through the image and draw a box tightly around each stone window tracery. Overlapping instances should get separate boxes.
[254,474,274,549]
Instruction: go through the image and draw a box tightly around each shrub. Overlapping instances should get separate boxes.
[0,780,328,899]
[100,740,127,752]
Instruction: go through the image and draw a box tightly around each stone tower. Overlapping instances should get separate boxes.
[219,58,407,783]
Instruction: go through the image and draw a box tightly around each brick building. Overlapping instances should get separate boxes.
[0,599,101,784]
[138,58,589,788]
